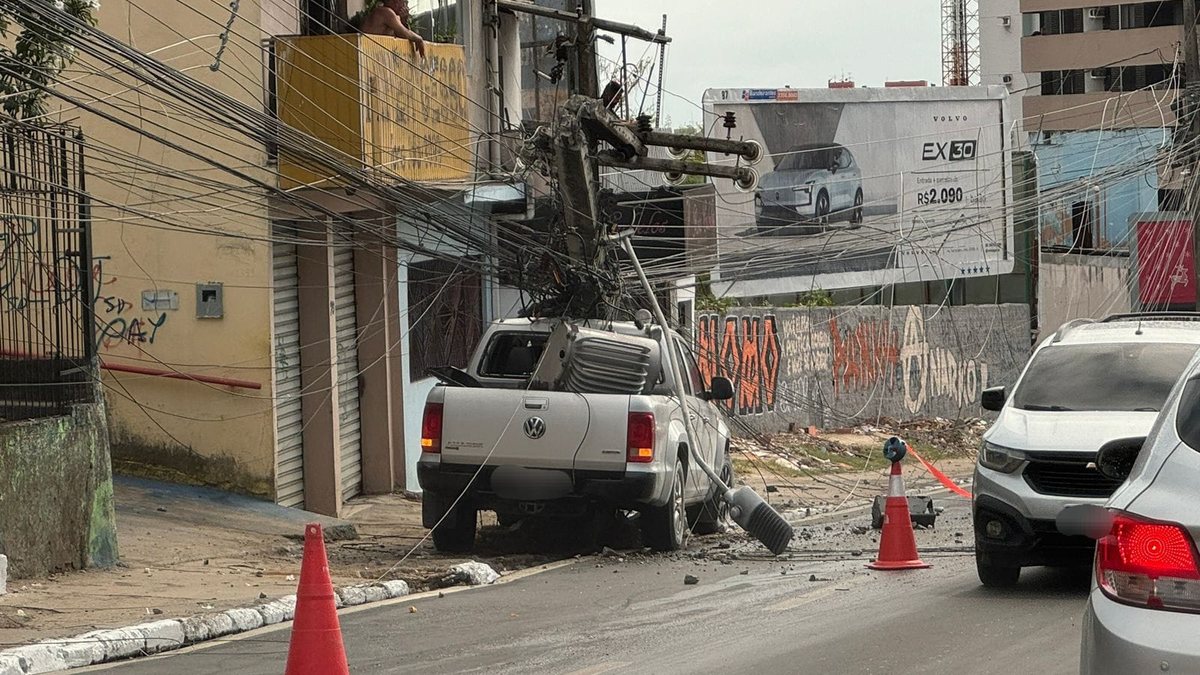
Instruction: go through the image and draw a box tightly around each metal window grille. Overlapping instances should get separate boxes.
[0,123,95,421]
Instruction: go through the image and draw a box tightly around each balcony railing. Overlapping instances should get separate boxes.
[272,35,472,188]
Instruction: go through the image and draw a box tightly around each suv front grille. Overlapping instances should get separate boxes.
[1023,455,1124,498]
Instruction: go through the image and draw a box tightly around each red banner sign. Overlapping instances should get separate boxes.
[1136,218,1196,307]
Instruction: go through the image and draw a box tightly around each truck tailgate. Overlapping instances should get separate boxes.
[441,390,591,469]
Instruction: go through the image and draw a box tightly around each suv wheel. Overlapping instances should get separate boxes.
[643,460,688,551]
[431,499,478,553]
[691,455,733,535]
[976,553,1020,588]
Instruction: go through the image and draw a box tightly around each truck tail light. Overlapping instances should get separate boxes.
[627,412,654,463]
[1097,512,1200,613]
[421,402,443,454]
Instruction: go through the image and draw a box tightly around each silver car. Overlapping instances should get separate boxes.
[755,143,863,234]
[1064,341,1200,673]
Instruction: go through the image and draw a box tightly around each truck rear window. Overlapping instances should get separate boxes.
[479,333,549,378]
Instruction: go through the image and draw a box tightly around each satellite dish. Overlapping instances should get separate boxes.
[663,171,686,186]
[734,168,759,193]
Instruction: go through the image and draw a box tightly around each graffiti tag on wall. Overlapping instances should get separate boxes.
[93,256,170,351]
[697,306,1012,423]
[0,216,86,313]
[696,314,781,415]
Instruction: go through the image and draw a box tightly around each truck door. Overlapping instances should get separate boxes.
[672,337,716,499]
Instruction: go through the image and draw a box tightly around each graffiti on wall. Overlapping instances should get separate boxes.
[697,305,1018,424]
[93,256,170,351]
[697,314,781,415]
[0,216,85,313]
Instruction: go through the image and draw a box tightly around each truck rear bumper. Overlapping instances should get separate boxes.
[418,461,659,524]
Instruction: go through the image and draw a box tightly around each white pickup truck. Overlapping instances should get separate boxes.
[417,318,736,553]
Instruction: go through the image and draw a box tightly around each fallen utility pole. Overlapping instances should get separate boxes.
[494,0,671,44]
[619,232,794,555]
[521,93,761,316]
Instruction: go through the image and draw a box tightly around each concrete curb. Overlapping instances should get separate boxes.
[0,580,411,674]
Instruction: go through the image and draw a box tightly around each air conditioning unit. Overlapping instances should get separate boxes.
[1002,74,1014,85]
[1090,68,1107,79]
[1087,8,1107,20]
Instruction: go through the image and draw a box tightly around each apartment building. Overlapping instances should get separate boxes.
[982,0,1181,251]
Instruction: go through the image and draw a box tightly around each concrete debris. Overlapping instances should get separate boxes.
[443,561,500,587]
[409,606,418,614]
[683,574,699,585]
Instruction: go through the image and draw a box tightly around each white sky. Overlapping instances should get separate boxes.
[594,0,943,127]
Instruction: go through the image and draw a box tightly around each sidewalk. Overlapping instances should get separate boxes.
[0,477,539,648]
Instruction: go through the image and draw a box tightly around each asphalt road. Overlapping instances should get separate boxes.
[90,500,1089,675]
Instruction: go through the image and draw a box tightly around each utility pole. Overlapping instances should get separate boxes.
[1184,0,1200,310]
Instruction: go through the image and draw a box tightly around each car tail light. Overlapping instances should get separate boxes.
[627,412,655,463]
[421,402,443,454]
[1097,512,1200,613]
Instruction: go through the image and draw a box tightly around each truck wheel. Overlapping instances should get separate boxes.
[691,456,733,535]
[642,460,688,551]
[432,500,478,553]
[976,553,1020,588]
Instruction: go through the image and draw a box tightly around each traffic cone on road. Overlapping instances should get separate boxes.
[285,523,349,675]
[868,440,931,571]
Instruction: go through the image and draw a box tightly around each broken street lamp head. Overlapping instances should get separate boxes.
[883,437,908,463]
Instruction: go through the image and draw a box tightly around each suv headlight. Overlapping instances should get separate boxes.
[979,441,1025,474]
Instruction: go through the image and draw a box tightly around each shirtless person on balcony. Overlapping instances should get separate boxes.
[354,0,426,58]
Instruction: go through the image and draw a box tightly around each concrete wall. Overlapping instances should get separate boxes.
[1037,252,1131,343]
[0,402,119,578]
[696,304,1031,434]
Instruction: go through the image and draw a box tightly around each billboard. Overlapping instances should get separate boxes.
[702,86,1015,296]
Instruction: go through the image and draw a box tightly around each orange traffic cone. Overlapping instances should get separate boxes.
[868,459,931,571]
[285,523,349,675]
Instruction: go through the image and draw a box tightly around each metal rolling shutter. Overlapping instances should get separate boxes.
[333,247,363,500]
[272,242,305,508]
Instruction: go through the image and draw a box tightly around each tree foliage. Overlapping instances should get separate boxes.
[0,0,100,120]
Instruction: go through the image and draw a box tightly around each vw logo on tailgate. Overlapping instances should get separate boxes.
[523,416,546,440]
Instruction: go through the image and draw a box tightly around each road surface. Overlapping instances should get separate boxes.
[89,501,1088,675]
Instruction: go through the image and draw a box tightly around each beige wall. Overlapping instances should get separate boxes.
[1022,26,1181,71]
[1023,89,1177,130]
[62,0,279,495]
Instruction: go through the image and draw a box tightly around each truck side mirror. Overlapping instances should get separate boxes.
[705,376,734,402]
[1095,436,1147,482]
[981,386,1006,412]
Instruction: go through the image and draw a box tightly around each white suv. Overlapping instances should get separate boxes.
[973,313,1200,587]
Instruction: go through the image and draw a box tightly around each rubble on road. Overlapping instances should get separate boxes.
[440,562,500,587]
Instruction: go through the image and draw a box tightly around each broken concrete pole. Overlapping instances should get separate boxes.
[0,555,6,595]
